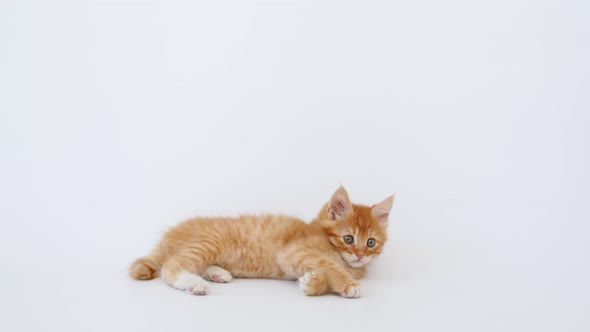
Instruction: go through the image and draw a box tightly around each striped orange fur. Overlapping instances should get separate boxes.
[129,187,394,298]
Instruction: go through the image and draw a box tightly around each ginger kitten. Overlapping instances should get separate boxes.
[129,187,394,298]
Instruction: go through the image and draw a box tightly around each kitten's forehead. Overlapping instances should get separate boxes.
[345,205,387,239]
[343,218,383,239]
[350,206,382,227]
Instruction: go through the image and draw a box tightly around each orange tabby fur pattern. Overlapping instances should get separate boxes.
[129,187,394,298]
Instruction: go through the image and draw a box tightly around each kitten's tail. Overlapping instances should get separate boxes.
[129,251,162,280]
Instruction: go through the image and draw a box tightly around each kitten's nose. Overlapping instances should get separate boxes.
[356,253,364,260]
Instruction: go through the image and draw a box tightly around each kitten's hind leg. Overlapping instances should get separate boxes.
[203,265,233,283]
[161,256,210,295]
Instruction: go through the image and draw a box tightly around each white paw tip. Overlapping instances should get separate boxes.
[188,283,209,295]
[211,274,232,283]
[205,266,233,283]
[174,272,210,295]
[341,284,360,298]
[298,272,315,293]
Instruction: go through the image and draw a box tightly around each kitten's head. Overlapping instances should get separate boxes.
[317,187,394,269]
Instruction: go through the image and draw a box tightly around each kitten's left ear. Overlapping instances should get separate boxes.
[371,194,395,226]
[328,186,353,220]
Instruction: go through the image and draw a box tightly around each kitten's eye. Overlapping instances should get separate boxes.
[367,238,377,248]
[343,235,354,244]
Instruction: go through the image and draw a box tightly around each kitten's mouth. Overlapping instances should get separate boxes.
[342,254,371,268]
[347,260,367,268]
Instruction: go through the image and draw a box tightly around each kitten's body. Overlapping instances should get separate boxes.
[130,187,394,298]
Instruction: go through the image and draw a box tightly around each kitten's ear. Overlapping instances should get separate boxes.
[328,186,352,220]
[371,194,395,226]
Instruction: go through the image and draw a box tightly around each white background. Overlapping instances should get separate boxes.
[1,0,589,331]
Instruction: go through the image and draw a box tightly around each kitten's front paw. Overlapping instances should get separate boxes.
[340,281,361,298]
[298,271,328,296]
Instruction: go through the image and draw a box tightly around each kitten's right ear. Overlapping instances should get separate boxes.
[371,194,395,226]
[328,186,352,220]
